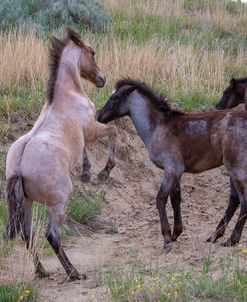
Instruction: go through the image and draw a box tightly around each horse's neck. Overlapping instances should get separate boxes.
[52,46,85,105]
[129,93,156,149]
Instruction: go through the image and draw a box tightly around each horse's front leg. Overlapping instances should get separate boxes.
[94,121,117,181]
[170,181,183,241]
[156,172,181,253]
[81,148,91,182]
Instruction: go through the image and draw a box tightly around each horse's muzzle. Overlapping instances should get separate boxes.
[96,75,106,88]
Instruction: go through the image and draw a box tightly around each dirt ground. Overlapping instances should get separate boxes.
[1,118,247,302]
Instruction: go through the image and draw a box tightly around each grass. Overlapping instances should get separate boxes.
[106,255,247,302]
[0,0,247,126]
[0,284,38,302]
[67,192,103,224]
[0,0,247,299]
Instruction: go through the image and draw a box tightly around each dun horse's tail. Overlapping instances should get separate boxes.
[4,174,26,240]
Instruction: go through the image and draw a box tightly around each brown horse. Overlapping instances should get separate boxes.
[97,79,247,252]
[4,27,117,280]
[216,77,247,110]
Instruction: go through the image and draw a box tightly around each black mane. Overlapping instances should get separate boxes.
[115,79,183,116]
[233,77,247,84]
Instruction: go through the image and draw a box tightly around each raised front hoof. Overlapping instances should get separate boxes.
[163,241,172,254]
[81,172,91,183]
[97,170,109,181]
[221,238,238,247]
[68,271,87,280]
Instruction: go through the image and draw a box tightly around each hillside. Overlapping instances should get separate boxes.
[1,1,247,301]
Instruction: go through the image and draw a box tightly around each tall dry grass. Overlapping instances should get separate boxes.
[0,0,246,106]
[0,30,47,93]
[0,30,246,106]
[85,34,247,104]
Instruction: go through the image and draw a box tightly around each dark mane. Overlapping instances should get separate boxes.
[234,77,247,84]
[115,79,184,116]
[47,26,83,103]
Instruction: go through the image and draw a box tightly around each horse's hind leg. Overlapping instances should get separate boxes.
[222,179,247,246]
[170,182,183,242]
[21,198,49,277]
[93,122,117,181]
[46,202,85,280]
[81,148,91,182]
[207,178,239,243]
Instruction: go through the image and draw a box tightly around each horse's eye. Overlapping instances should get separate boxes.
[92,51,95,56]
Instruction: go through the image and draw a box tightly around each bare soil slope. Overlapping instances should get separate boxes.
[1,118,246,302]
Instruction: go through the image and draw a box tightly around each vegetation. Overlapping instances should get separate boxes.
[68,193,103,224]
[0,284,38,302]
[107,255,247,301]
[0,0,110,34]
[0,0,247,300]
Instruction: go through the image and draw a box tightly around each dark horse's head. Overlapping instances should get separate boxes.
[216,77,247,109]
[97,83,136,123]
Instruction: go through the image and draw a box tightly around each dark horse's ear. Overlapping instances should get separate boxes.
[65,25,84,47]
[126,86,136,95]
[230,77,236,87]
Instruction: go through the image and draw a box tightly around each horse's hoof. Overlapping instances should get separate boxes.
[36,269,50,278]
[69,271,87,280]
[222,238,238,247]
[163,241,172,254]
[81,172,91,183]
[206,236,214,243]
[207,232,223,243]
[98,170,109,181]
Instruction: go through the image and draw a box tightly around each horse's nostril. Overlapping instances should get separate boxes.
[96,75,106,88]
[99,75,106,84]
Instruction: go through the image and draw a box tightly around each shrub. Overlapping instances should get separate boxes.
[0,0,110,34]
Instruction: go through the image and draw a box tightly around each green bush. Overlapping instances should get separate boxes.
[0,0,110,34]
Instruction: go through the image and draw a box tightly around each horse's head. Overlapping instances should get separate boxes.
[97,85,136,123]
[216,78,241,109]
[66,26,105,88]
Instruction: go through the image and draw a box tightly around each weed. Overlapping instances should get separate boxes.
[107,255,247,302]
[0,284,38,302]
[67,192,103,224]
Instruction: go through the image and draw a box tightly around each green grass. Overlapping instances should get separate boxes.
[0,86,45,140]
[67,192,103,224]
[111,1,247,55]
[0,201,15,260]
[113,13,165,44]
[106,255,247,302]
[0,284,38,302]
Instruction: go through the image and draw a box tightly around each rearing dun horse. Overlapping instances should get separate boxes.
[4,27,117,280]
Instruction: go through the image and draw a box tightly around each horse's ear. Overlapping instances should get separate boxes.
[230,78,236,86]
[126,86,136,95]
[65,25,83,47]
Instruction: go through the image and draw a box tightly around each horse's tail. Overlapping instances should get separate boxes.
[4,174,28,240]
